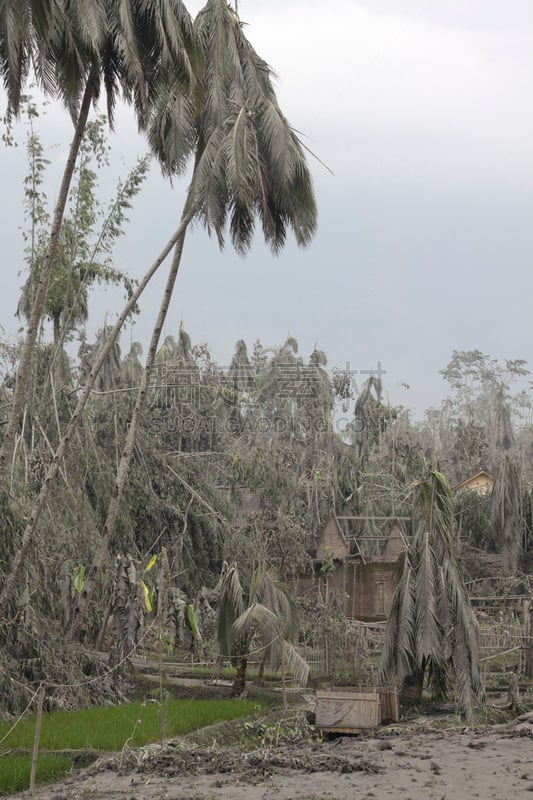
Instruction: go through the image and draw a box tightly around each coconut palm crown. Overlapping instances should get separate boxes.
[216,561,309,696]
[148,0,317,254]
[0,0,197,127]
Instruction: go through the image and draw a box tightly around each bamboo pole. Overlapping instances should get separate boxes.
[524,600,533,678]
[29,684,45,793]
[280,629,287,712]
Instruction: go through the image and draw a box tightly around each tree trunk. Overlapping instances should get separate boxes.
[524,602,533,678]
[256,658,266,686]
[53,315,61,349]
[280,631,287,712]
[399,667,425,705]
[0,70,97,491]
[67,218,189,640]
[232,654,248,697]
[0,220,190,621]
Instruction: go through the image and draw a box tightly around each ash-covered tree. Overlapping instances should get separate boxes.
[437,350,528,477]
[455,489,494,551]
[0,0,318,637]
[379,471,484,722]
[66,0,317,640]
[215,561,309,697]
[0,0,196,490]
[17,111,146,348]
[491,455,522,577]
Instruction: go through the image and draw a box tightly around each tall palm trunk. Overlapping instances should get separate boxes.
[67,209,191,639]
[399,666,425,705]
[232,652,248,697]
[0,221,189,620]
[0,69,98,490]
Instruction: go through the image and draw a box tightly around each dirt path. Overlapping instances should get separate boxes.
[15,725,533,800]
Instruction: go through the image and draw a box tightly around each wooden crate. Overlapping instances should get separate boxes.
[315,690,381,733]
[375,686,399,723]
[331,686,399,723]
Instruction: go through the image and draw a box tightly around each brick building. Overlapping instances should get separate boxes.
[297,514,408,621]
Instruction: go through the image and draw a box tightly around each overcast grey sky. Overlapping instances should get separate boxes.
[1,0,532,417]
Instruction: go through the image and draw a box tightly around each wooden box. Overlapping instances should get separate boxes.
[315,690,381,733]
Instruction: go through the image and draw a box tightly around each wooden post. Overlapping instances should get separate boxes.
[524,599,533,678]
[280,631,287,712]
[29,684,45,793]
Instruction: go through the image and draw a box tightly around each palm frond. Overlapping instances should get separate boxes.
[379,554,414,683]
[413,525,440,664]
[215,562,244,657]
[272,581,300,642]
[452,621,484,724]
[380,471,484,718]
[248,562,265,604]
[491,455,521,576]
[436,565,452,662]
[147,80,196,175]
[281,640,310,688]
[232,602,280,654]
[150,0,316,253]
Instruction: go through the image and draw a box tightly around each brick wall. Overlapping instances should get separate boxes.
[352,561,398,621]
[316,516,349,561]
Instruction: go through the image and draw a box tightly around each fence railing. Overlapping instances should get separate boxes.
[299,615,530,678]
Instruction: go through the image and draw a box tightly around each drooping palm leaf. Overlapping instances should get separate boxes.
[0,0,56,112]
[272,580,300,642]
[413,525,440,666]
[215,561,308,692]
[149,0,317,254]
[491,455,521,576]
[280,639,310,688]
[215,562,244,658]
[380,471,484,722]
[232,602,280,657]
[248,562,266,605]
[232,601,309,687]
[380,553,414,681]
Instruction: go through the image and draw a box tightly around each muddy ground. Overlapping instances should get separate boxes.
[10,678,533,800]
[15,714,533,800]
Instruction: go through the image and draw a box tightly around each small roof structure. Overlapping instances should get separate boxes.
[315,514,409,566]
[453,470,494,496]
[315,514,350,562]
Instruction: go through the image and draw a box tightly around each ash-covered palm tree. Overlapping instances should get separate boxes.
[121,341,144,389]
[0,0,196,489]
[175,324,194,365]
[379,471,484,722]
[216,562,309,697]
[1,0,317,630]
[228,340,254,388]
[352,375,389,459]
[66,0,317,638]
[220,339,255,431]
[149,0,317,252]
[89,325,122,392]
[492,455,522,577]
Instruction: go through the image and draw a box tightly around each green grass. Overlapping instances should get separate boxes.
[0,698,261,795]
[0,698,260,752]
[0,754,72,796]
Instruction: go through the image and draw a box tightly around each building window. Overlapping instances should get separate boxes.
[376,582,385,615]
